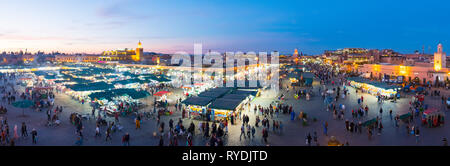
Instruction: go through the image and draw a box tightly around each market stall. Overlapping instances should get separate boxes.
[181,96,214,120]
[422,108,445,128]
[89,88,148,115]
[209,98,244,122]
[347,77,400,98]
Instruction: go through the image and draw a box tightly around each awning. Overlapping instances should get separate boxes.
[154,91,171,96]
[181,96,213,106]
[209,99,243,111]
[423,108,439,115]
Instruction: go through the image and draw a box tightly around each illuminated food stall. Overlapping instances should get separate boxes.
[288,72,314,87]
[347,77,400,98]
[209,98,245,121]
[181,87,256,121]
[181,83,209,96]
[181,96,213,119]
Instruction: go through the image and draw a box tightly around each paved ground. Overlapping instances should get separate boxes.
[2,76,450,146]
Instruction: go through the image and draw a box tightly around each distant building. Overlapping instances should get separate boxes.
[100,41,143,62]
[0,54,36,65]
[359,43,449,85]
[51,41,143,63]
[325,48,370,64]
[54,54,99,63]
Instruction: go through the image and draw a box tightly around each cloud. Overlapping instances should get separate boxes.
[96,2,151,20]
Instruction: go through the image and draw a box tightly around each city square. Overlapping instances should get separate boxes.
[0,51,449,146]
[1,0,449,149]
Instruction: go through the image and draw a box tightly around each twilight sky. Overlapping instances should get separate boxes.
[0,0,449,55]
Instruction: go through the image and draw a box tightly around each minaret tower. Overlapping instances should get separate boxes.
[293,48,299,64]
[434,42,446,71]
[133,40,143,61]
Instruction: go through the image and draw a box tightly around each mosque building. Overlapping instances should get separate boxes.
[54,41,143,63]
[100,41,143,62]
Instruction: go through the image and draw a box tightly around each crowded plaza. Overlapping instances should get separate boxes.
[0,59,448,146]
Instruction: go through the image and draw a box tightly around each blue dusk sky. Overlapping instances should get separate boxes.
[0,0,449,54]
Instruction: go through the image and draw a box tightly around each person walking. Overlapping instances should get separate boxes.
[95,125,101,137]
[21,122,27,137]
[240,124,246,140]
[415,128,420,144]
[389,110,393,120]
[323,121,328,136]
[272,120,276,132]
[122,133,130,146]
[169,119,174,131]
[135,117,141,129]
[365,106,369,116]
[13,124,18,141]
[105,127,112,141]
[306,133,312,146]
[247,125,251,139]
[251,125,256,139]
[156,116,160,126]
[31,128,37,144]
[406,125,410,136]
[262,128,268,144]
[92,108,96,118]
[204,123,209,138]
[187,134,193,146]
[46,109,51,122]
[224,120,228,135]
